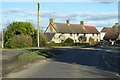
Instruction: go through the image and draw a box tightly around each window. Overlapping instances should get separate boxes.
[84,33,86,36]
[61,40,64,43]
[97,34,98,36]
[70,33,72,36]
[77,33,79,36]
[97,39,98,42]
[75,40,77,43]
[92,33,94,36]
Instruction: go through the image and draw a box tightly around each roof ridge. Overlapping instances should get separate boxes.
[84,26,96,28]
[54,22,83,25]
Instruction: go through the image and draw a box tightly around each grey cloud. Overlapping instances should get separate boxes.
[8,10,118,21]
[39,11,118,21]
[13,9,118,21]
[85,12,118,20]
[3,8,26,14]
[85,21,116,27]
[92,0,119,2]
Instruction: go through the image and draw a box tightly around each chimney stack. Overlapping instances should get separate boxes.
[80,21,84,25]
[66,20,70,24]
[80,21,86,30]
[49,18,53,24]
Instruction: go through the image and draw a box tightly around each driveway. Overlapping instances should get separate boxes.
[4,47,119,78]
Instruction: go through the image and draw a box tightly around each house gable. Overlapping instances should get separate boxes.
[45,23,56,33]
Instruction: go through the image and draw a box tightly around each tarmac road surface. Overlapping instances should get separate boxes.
[4,47,120,78]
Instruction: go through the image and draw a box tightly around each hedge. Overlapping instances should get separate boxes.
[47,43,89,46]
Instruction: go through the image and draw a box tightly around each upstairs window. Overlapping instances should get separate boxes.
[77,33,79,36]
[97,34,98,36]
[84,33,86,36]
[92,33,94,36]
[70,33,72,36]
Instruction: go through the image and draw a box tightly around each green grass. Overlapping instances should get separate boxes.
[18,49,65,61]
[18,51,45,61]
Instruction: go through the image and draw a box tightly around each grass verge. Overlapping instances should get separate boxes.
[18,49,65,61]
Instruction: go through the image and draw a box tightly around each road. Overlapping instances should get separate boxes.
[4,47,119,78]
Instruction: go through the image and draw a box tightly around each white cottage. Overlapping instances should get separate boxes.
[44,19,100,43]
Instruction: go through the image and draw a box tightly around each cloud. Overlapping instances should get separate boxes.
[85,21,116,27]
[3,8,26,14]
[25,11,118,21]
[6,9,117,21]
[100,2,114,4]
[15,19,23,22]
[85,12,118,20]
[92,0,119,2]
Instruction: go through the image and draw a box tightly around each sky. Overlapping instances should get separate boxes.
[0,1,118,32]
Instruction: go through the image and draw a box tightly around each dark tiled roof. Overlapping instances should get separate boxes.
[44,33,55,42]
[101,27,119,40]
[103,31,119,40]
[101,27,113,32]
[84,26,100,34]
[53,23,99,34]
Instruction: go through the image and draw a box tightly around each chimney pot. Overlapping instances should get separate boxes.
[49,19,53,24]
[66,20,70,24]
[80,21,84,25]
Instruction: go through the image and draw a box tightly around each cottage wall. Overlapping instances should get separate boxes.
[100,32,106,41]
[51,33,100,43]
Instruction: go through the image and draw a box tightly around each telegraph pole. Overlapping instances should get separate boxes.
[37,3,40,48]
[2,28,3,48]
[2,16,4,48]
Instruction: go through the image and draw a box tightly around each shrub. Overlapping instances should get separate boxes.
[16,41,27,48]
[116,40,120,46]
[12,34,32,47]
[5,38,15,48]
[78,36,87,43]
[74,43,89,46]
[4,22,34,45]
[32,30,46,47]
[64,38,74,43]
[47,43,89,47]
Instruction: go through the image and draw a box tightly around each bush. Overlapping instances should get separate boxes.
[5,38,15,48]
[116,40,120,46]
[16,41,27,48]
[78,36,87,43]
[47,43,89,47]
[4,22,34,45]
[32,30,46,47]
[12,34,32,47]
[74,43,89,46]
[64,38,74,43]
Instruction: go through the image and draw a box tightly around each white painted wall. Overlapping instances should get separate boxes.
[51,33,100,43]
[100,32,106,40]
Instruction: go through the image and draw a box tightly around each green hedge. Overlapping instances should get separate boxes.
[116,40,120,46]
[47,43,89,47]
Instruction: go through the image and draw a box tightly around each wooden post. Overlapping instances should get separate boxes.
[37,3,40,47]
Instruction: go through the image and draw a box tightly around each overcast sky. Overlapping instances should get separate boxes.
[0,1,118,31]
